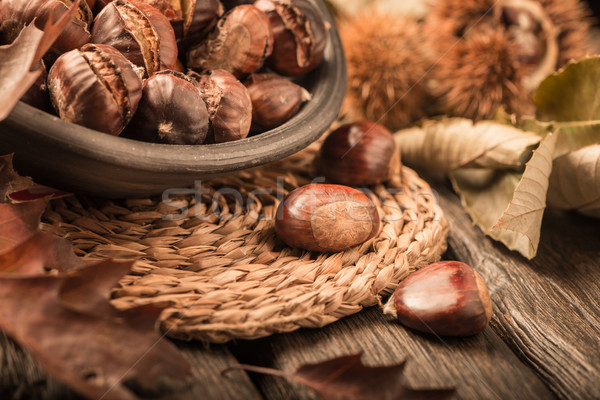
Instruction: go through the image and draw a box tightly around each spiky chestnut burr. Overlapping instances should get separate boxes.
[339,12,432,130]
[432,28,533,120]
[424,0,592,120]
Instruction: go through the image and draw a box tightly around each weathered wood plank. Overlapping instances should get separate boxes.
[174,342,263,400]
[228,306,553,400]
[0,330,262,400]
[0,332,77,400]
[434,180,600,400]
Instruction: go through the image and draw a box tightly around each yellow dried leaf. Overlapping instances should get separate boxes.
[547,144,600,217]
[492,133,557,259]
[450,133,557,259]
[395,119,541,171]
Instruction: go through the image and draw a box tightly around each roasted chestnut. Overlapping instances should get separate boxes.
[0,0,92,54]
[124,71,209,145]
[47,43,143,135]
[135,0,223,41]
[275,183,380,252]
[92,0,178,76]
[189,69,252,143]
[314,121,399,186]
[388,261,493,337]
[244,72,310,130]
[186,5,273,78]
[255,0,326,76]
[21,61,51,112]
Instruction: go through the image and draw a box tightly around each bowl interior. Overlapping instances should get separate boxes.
[0,0,346,198]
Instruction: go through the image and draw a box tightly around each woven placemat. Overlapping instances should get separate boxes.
[44,143,448,343]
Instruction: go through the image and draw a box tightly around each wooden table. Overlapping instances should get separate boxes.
[2,176,599,400]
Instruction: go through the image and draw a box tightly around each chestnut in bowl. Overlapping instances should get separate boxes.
[0,0,345,198]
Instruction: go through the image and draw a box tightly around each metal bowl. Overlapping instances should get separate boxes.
[0,0,346,198]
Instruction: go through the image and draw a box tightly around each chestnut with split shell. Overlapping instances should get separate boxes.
[92,0,178,76]
[186,4,273,78]
[0,0,93,54]
[255,0,326,76]
[275,183,380,253]
[189,69,252,143]
[47,43,143,136]
[314,121,400,187]
[384,261,493,337]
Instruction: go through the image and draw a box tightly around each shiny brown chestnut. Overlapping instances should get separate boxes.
[47,43,143,135]
[275,184,380,253]
[0,0,92,54]
[244,73,311,130]
[314,121,398,186]
[386,261,493,337]
[92,0,178,76]
[255,0,326,76]
[189,69,252,143]
[135,0,223,41]
[21,61,51,112]
[186,5,273,78]
[124,71,209,145]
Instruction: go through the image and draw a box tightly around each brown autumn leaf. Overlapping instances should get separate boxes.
[394,119,541,171]
[223,353,455,400]
[0,154,36,201]
[450,133,557,259]
[0,260,192,400]
[0,199,47,253]
[0,0,81,121]
[547,144,600,217]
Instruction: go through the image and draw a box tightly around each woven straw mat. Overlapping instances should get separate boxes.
[45,143,449,343]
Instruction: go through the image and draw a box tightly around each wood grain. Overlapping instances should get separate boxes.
[0,331,262,400]
[229,306,553,400]
[435,180,600,400]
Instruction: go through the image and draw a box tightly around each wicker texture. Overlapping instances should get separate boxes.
[45,144,448,342]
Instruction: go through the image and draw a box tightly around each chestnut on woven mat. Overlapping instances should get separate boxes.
[46,144,448,342]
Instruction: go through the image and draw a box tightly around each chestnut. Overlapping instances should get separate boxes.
[314,121,399,186]
[21,61,51,112]
[387,261,493,337]
[275,184,380,253]
[135,0,223,42]
[0,0,92,54]
[47,43,143,135]
[255,0,326,76]
[244,73,311,130]
[186,5,273,79]
[124,71,209,145]
[91,0,178,77]
[189,69,252,143]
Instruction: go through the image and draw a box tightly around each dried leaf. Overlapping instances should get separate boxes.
[0,230,54,275]
[0,260,192,400]
[534,56,600,157]
[223,353,454,400]
[0,154,36,202]
[0,199,47,253]
[492,133,557,258]
[0,0,81,121]
[450,134,557,259]
[394,119,540,171]
[547,144,600,217]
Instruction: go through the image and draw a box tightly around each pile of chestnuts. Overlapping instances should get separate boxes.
[0,0,327,144]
